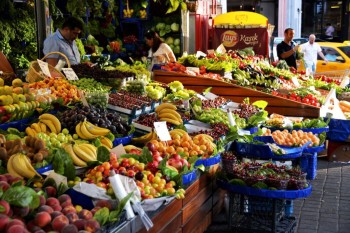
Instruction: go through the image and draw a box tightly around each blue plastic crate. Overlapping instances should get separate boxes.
[300,153,317,180]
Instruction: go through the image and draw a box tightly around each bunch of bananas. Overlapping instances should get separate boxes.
[25,113,61,137]
[75,119,110,140]
[155,103,183,125]
[123,8,134,18]
[100,136,113,149]
[7,153,42,179]
[139,9,147,19]
[132,131,157,145]
[169,128,189,139]
[124,145,142,153]
[63,143,97,167]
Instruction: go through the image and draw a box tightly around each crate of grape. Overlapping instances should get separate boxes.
[108,93,146,117]
[132,113,157,133]
[85,91,109,108]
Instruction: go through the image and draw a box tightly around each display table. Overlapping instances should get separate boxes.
[153,70,321,118]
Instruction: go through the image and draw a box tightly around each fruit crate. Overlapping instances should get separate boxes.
[227,192,296,233]
[299,152,317,180]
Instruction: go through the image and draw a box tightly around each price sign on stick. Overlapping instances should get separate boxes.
[62,68,79,80]
[111,144,127,158]
[78,90,89,107]
[37,59,52,77]
[154,122,171,141]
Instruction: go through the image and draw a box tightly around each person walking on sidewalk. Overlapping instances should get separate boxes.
[277,28,299,69]
[300,34,328,74]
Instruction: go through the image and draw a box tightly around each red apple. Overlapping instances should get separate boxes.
[146,142,156,153]
[172,154,181,161]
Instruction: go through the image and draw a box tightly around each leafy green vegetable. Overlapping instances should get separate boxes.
[247,110,268,127]
[94,207,110,226]
[51,148,76,181]
[109,192,133,223]
[97,146,110,162]
[2,186,40,209]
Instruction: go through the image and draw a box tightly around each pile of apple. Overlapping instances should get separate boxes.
[0,173,110,233]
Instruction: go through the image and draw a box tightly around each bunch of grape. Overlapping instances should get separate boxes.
[221,151,237,161]
[37,129,73,148]
[233,103,259,119]
[145,85,166,100]
[126,80,146,94]
[69,78,111,93]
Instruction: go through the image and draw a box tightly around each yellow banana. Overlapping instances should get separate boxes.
[171,129,187,135]
[12,154,39,179]
[39,113,61,133]
[159,109,182,120]
[194,134,214,142]
[21,154,42,178]
[159,117,181,125]
[100,137,113,149]
[132,131,155,144]
[79,143,97,159]
[25,127,36,137]
[158,112,182,123]
[155,103,177,113]
[73,144,96,162]
[63,143,87,167]
[31,123,42,133]
[124,145,141,153]
[84,121,110,136]
[40,119,57,134]
[7,155,23,178]
[38,122,47,134]
[79,122,99,140]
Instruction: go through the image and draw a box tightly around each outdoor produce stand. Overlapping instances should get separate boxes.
[153,70,321,118]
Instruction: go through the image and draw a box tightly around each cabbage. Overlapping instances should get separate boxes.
[174,46,180,54]
[156,23,165,31]
[165,37,174,45]
[174,39,180,46]
[171,23,179,32]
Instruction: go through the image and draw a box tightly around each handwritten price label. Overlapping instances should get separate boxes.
[37,59,51,77]
[62,68,79,80]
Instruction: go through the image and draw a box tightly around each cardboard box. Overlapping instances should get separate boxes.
[327,141,350,162]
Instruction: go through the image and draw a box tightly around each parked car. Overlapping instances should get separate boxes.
[314,42,350,74]
[272,37,308,61]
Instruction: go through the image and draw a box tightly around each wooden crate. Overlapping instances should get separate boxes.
[154,70,321,118]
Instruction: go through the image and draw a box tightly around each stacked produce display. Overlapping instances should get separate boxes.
[1,44,350,233]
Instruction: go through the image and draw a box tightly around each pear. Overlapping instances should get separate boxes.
[18,94,26,103]
[13,87,23,94]
[0,78,4,87]
[0,96,7,106]
[5,95,13,105]
[12,93,19,104]
[4,86,12,95]
[12,78,23,87]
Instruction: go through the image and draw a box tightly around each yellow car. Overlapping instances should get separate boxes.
[315,42,350,74]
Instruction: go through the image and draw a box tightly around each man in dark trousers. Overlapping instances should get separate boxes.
[277,28,299,69]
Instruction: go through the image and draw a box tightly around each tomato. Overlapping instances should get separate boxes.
[302,98,310,104]
[289,97,297,101]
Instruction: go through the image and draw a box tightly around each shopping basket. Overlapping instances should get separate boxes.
[26,51,70,83]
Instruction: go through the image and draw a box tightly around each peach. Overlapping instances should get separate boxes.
[0,214,9,231]
[78,209,93,220]
[3,174,13,182]
[66,212,79,223]
[35,211,51,228]
[95,199,112,210]
[73,219,86,231]
[62,205,76,215]
[26,220,39,232]
[33,230,46,233]
[58,194,71,205]
[50,211,63,220]
[37,205,54,214]
[84,219,100,233]
[6,224,27,233]
[12,206,30,217]
[61,224,78,233]
[39,195,46,206]
[5,219,25,231]
[60,201,72,209]
[9,177,24,186]
[46,197,59,208]
[90,206,101,215]
[45,186,57,198]
[42,224,53,232]
[51,215,69,232]
[0,175,8,182]
[0,200,10,215]
[51,204,62,212]
[0,181,10,192]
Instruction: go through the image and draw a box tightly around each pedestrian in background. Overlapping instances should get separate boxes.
[277,28,299,69]
[300,34,328,74]
[325,23,335,39]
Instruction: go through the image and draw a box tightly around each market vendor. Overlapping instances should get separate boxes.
[144,30,176,66]
[43,16,84,67]
[277,28,299,69]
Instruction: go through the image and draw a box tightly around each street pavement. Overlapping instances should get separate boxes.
[205,158,350,233]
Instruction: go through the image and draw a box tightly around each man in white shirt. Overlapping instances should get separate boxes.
[300,34,328,74]
[325,23,335,38]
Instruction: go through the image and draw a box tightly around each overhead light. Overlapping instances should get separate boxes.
[331,5,340,8]
[338,1,342,4]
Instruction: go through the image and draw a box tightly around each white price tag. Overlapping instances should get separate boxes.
[154,122,171,141]
[216,44,227,54]
[62,68,79,80]
[37,59,52,77]
[204,92,218,100]
[186,67,200,74]
[195,51,207,58]
[110,144,127,158]
[78,90,90,107]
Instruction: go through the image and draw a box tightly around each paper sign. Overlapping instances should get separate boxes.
[154,122,171,141]
[216,44,227,54]
[37,59,52,77]
[291,76,300,87]
[62,68,79,80]
[46,171,67,186]
[340,76,350,88]
[111,144,127,158]
[186,67,200,74]
[196,93,208,100]
[196,51,207,58]
[78,90,89,107]
[207,49,215,55]
[204,92,219,100]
